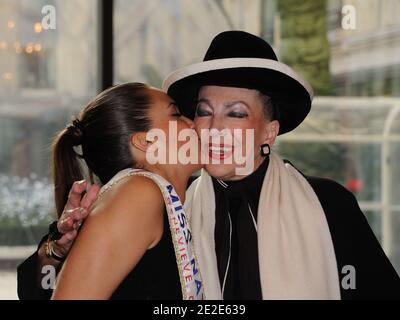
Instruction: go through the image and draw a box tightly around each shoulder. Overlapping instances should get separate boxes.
[303,174,365,228]
[306,176,356,204]
[90,174,165,246]
[284,160,357,208]
[305,175,368,234]
[94,174,164,212]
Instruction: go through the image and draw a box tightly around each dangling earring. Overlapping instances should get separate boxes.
[260,143,270,157]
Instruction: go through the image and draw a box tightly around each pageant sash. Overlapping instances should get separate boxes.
[97,168,204,300]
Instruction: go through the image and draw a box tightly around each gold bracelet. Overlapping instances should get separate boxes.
[44,238,65,262]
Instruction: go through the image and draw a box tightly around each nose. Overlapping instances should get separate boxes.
[181,116,194,129]
[209,114,225,131]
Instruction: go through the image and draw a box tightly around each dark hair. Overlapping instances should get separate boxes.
[52,82,152,216]
[257,91,280,122]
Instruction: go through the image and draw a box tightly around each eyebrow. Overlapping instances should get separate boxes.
[196,98,212,107]
[225,101,250,110]
[196,98,250,110]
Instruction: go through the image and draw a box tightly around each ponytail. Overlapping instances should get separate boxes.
[51,82,152,217]
[52,119,84,217]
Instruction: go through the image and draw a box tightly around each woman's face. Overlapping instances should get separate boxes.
[194,85,279,180]
[143,88,202,173]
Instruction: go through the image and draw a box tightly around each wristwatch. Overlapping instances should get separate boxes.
[44,238,65,262]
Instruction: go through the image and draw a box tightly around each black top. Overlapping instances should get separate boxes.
[111,209,182,299]
[212,157,269,299]
[17,209,182,300]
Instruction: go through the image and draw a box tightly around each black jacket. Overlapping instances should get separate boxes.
[17,176,400,300]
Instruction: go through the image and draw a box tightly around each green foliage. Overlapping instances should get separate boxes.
[277,0,333,95]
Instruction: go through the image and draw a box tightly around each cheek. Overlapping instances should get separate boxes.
[193,118,207,131]
[249,120,267,143]
[253,128,266,146]
[150,115,165,130]
[155,121,169,135]
[150,120,171,145]
[176,120,190,144]
[229,120,255,139]
[233,122,264,153]
[174,119,199,145]
[177,118,190,130]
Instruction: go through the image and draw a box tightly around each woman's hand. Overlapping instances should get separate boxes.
[53,180,100,256]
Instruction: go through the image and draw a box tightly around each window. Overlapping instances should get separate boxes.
[0,0,98,299]
[1,0,399,299]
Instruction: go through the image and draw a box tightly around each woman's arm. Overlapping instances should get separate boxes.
[52,176,164,300]
[17,181,99,300]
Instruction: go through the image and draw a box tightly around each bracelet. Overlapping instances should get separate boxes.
[44,238,65,262]
[50,244,65,261]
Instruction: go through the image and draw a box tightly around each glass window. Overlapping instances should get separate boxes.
[1,0,399,300]
[0,0,98,299]
[114,0,275,87]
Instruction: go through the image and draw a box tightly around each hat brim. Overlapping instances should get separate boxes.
[163,58,313,135]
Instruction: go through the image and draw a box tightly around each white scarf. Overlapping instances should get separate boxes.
[185,152,341,299]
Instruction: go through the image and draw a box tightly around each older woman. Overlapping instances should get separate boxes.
[164,31,400,300]
[18,31,400,300]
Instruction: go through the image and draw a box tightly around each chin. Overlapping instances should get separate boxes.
[190,162,204,174]
[204,163,236,180]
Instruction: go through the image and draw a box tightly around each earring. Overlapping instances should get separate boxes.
[260,143,270,157]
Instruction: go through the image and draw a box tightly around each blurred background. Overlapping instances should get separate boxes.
[0,0,399,299]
